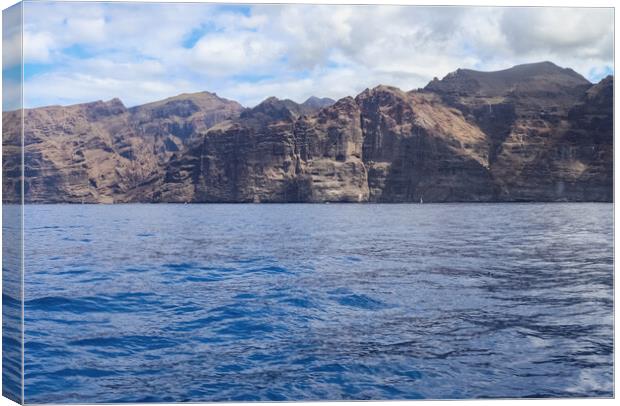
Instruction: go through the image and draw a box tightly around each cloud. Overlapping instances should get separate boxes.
[23,31,55,63]
[189,32,284,76]
[65,17,106,43]
[14,2,614,110]
[501,8,614,58]
[2,30,22,69]
[2,77,21,112]
[24,71,197,107]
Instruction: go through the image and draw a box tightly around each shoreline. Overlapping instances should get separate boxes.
[3,201,614,205]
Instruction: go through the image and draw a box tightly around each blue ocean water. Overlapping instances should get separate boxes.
[21,203,613,402]
[2,204,23,404]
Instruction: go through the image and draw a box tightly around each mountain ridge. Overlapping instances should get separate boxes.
[2,61,613,203]
[11,61,593,112]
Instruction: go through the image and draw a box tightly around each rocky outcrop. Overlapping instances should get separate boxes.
[2,62,613,203]
[2,92,243,203]
[425,61,612,201]
[128,92,244,147]
[356,86,494,202]
[140,96,367,203]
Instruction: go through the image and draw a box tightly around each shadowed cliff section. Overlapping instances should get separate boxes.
[2,62,613,203]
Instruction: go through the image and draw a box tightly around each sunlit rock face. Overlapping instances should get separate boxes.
[3,92,244,203]
[3,62,612,203]
[425,61,612,202]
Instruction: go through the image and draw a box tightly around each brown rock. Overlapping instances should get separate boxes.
[2,62,613,203]
[2,92,243,203]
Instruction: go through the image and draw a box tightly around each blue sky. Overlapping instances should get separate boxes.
[2,2,614,110]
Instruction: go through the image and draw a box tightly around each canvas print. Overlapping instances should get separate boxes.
[1,1,614,403]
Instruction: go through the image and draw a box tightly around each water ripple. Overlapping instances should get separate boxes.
[20,203,613,402]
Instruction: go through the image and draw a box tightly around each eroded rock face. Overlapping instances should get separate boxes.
[356,86,494,202]
[2,92,243,203]
[2,62,613,203]
[148,96,368,203]
[426,61,612,201]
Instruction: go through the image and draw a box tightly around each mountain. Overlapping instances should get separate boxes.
[2,62,613,203]
[425,62,611,201]
[2,92,243,203]
[128,91,244,145]
[299,96,336,115]
[425,61,590,98]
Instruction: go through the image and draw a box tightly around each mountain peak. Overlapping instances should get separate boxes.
[300,96,336,115]
[261,96,282,104]
[241,96,301,122]
[498,61,586,80]
[355,85,409,105]
[425,61,590,97]
[254,96,300,110]
[107,97,125,107]
[302,96,335,106]
[82,97,127,119]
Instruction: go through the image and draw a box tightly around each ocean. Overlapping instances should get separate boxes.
[13,203,614,402]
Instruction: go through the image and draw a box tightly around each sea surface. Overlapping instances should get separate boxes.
[19,203,613,402]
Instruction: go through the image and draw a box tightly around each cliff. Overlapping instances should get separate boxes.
[2,62,613,203]
[3,92,243,203]
[424,61,611,201]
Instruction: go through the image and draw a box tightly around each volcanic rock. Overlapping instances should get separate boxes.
[2,62,613,203]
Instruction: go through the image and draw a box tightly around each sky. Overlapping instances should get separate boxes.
[2,1,615,110]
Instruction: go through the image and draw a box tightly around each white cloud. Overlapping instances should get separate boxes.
[501,8,613,57]
[79,58,167,78]
[23,31,55,63]
[2,78,21,112]
[2,31,22,68]
[17,3,614,110]
[65,17,106,43]
[190,32,283,76]
[24,71,197,107]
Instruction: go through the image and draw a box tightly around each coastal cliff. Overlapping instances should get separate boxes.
[2,62,613,203]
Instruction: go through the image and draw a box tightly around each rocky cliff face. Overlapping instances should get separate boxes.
[356,86,494,202]
[2,62,613,203]
[138,95,367,203]
[425,61,612,201]
[3,92,243,203]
